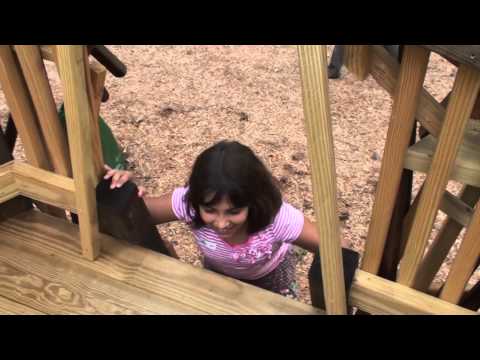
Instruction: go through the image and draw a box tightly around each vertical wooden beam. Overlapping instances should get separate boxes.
[379,157,414,281]
[88,61,106,125]
[48,46,105,182]
[413,186,480,291]
[439,204,480,304]
[14,45,72,177]
[398,64,480,286]
[362,46,430,274]
[298,45,346,314]
[0,45,64,217]
[378,47,415,281]
[0,46,51,170]
[379,175,419,282]
[400,185,424,250]
[83,55,106,181]
[344,45,371,81]
[384,92,455,284]
[57,45,101,260]
[369,45,447,140]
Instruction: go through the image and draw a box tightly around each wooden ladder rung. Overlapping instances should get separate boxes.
[405,134,480,187]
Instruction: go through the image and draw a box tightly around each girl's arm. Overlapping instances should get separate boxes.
[143,194,178,225]
[103,165,178,225]
[294,216,349,253]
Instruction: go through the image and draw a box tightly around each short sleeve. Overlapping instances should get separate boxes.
[271,202,305,243]
[171,187,194,222]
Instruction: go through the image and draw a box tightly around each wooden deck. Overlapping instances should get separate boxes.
[0,209,323,315]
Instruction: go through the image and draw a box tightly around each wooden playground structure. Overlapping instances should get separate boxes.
[0,45,479,314]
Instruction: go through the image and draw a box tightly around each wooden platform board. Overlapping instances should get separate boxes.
[0,209,322,315]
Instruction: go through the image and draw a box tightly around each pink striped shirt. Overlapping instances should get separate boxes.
[171,187,304,280]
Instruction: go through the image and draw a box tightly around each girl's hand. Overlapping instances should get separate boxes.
[103,165,146,198]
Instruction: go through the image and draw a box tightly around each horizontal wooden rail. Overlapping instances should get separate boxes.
[350,270,477,315]
[0,161,76,211]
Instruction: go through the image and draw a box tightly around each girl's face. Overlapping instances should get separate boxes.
[199,194,248,240]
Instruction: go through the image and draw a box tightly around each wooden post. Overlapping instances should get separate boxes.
[439,203,480,304]
[412,188,480,291]
[378,46,416,281]
[386,92,452,282]
[419,212,464,287]
[399,185,480,291]
[344,46,371,81]
[0,45,65,217]
[370,45,445,139]
[298,45,347,314]
[83,56,106,181]
[57,46,101,260]
[386,92,460,285]
[14,45,72,177]
[47,46,106,182]
[0,46,51,170]
[362,46,430,274]
[88,60,106,125]
[378,166,414,281]
[398,64,480,286]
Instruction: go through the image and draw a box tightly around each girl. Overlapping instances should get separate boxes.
[104,140,330,299]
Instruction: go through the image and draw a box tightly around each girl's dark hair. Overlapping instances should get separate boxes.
[185,140,282,234]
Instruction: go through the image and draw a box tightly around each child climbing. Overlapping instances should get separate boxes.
[104,140,348,299]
